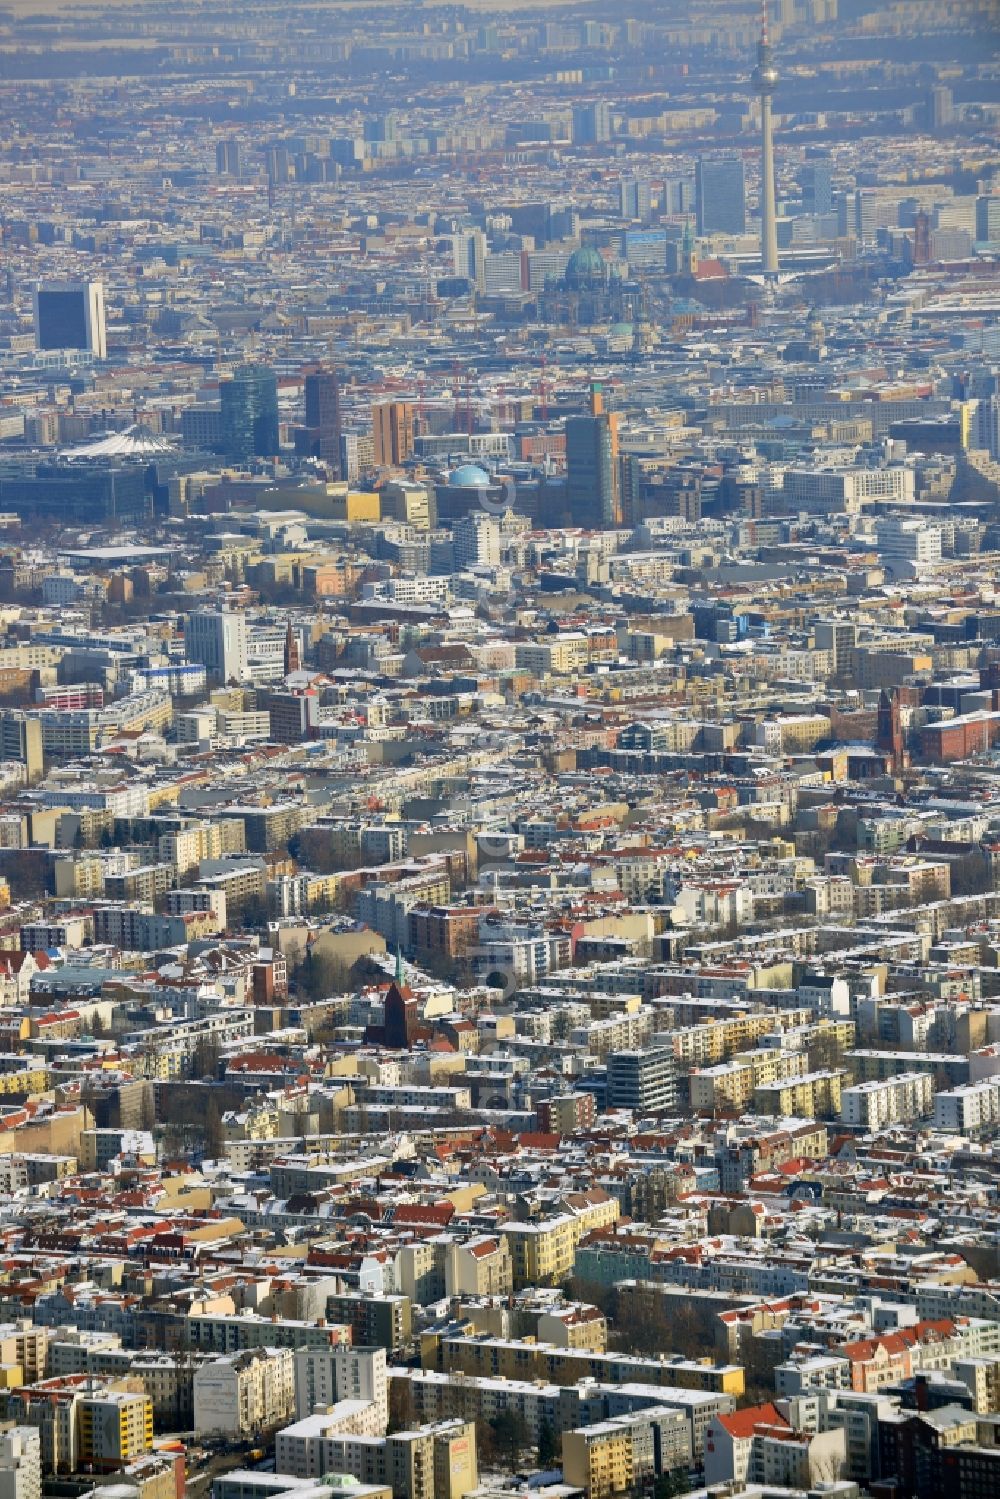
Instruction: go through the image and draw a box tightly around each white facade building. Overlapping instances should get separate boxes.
[185,609,249,684]
[0,1428,41,1499]
[293,1346,388,1427]
[841,1071,933,1129]
[193,1347,295,1438]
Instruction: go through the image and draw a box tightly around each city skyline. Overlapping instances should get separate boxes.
[0,4,998,1499]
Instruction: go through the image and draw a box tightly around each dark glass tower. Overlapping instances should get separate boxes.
[304,368,342,475]
[221,364,279,461]
[566,413,616,529]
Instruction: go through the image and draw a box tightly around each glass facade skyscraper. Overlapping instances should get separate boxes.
[304,369,342,474]
[34,280,106,359]
[801,158,833,215]
[566,413,618,529]
[221,364,279,461]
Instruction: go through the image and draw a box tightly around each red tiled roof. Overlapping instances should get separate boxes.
[516,1132,561,1150]
[393,1202,455,1226]
[717,1404,788,1440]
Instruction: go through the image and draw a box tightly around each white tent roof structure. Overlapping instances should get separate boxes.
[62,424,177,460]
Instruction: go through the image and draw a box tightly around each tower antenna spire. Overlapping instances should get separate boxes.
[754,0,779,276]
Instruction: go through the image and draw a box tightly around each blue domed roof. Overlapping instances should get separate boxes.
[450,464,491,487]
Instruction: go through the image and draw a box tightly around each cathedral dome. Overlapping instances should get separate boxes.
[564,246,607,286]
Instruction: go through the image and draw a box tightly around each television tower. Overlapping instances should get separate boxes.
[754,1,779,276]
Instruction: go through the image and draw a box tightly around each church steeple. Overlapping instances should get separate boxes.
[284,621,300,675]
[877,687,903,772]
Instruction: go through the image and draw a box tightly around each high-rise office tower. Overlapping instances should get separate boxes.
[815,619,857,681]
[663,177,695,215]
[572,101,612,144]
[266,146,291,186]
[453,230,487,292]
[965,396,1000,459]
[566,387,620,529]
[453,511,501,569]
[606,1046,678,1112]
[220,364,279,461]
[372,401,415,468]
[927,84,954,129]
[341,431,376,483]
[976,195,1000,244]
[619,177,652,222]
[33,280,106,360]
[185,609,249,685]
[364,112,397,144]
[754,4,779,274]
[800,157,833,215]
[215,139,242,177]
[695,155,746,235]
[0,713,43,781]
[304,368,342,474]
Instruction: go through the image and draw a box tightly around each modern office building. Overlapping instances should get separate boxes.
[484,253,524,295]
[341,431,376,482]
[0,714,43,781]
[266,145,291,185]
[976,195,1000,244]
[453,230,487,291]
[663,177,695,215]
[185,609,249,685]
[0,463,148,524]
[800,157,833,215]
[304,368,342,473]
[695,155,746,235]
[453,511,501,568]
[215,139,242,176]
[220,364,279,461]
[606,1046,679,1113]
[566,391,620,529]
[380,480,432,529]
[372,401,415,468]
[573,100,612,143]
[364,111,397,143]
[874,517,943,580]
[927,83,954,128]
[619,177,652,221]
[33,280,106,360]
